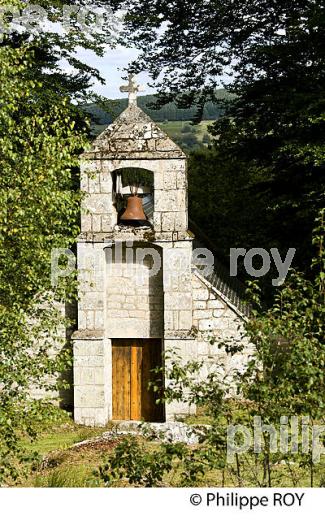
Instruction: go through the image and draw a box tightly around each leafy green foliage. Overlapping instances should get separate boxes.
[0,42,86,483]
[0,0,127,484]
[96,213,324,487]
[96,436,188,487]
[117,0,325,283]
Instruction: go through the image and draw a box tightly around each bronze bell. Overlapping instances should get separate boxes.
[120,194,148,227]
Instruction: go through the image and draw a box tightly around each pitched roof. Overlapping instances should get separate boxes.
[83,104,186,160]
[192,236,251,318]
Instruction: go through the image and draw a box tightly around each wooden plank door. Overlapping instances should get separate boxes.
[112,339,131,420]
[130,341,142,420]
[141,339,164,422]
[112,339,164,422]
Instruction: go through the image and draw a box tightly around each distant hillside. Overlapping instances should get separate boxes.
[82,89,232,126]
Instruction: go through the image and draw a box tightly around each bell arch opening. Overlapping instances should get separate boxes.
[112,167,154,228]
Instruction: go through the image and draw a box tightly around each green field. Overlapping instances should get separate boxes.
[158,119,213,142]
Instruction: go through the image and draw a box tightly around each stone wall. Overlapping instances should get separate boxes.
[153,160,188,238]
[28,299,74,408]
[80,160,117,234]
[72,101,251,427]
[73,335,111,426]
[162,240,193,334]
[80,157,187,240]
[77,241,106,333]
[192,271,253,386]
[105,244,163,338]
[73,240,109,425]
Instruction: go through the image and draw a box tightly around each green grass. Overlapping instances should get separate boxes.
[158,120,212,144]
[15,408,325,488]
[20,417,109,455]
[158,119,212,135]
[32,462,99,488]
[19,418,114,487]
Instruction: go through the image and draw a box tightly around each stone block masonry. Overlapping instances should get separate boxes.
[79,157,187,238]
[73,336,111,426]
[105,244,164,338]
[70,82,251,427]
[192,272,253,388]
[31,80,252,427]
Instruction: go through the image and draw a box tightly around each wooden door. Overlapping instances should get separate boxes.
[112,339,164,422]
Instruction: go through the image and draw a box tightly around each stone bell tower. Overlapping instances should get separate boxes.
[73,75,196,426]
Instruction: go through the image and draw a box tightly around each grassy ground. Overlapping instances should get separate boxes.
[15,409,325,488]
[20,421,107,455]
[19,417,111,487]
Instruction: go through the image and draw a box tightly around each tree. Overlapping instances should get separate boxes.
[0,0,122,483]
[181,133,199,148]
[202,133,211,145]
[181,123,193,134]
[235,210,325,486]
[188,148,267,278]
[96,211,325,488]
[116,0,325,278]
[0,42,87,483]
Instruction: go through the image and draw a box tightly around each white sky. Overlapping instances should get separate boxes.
[30,8,155,98]
[77,45,157,99]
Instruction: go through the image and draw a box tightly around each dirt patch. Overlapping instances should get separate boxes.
[40,437,120,470]
[69,438,119,453]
